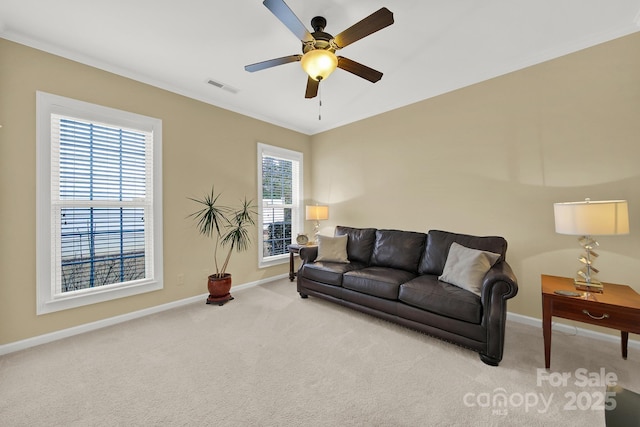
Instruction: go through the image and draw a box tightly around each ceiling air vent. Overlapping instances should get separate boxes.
[206,79,238,94]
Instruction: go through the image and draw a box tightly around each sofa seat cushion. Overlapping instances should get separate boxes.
[398,275,482,324]
[343,267,416,300]
[301,262,364,286]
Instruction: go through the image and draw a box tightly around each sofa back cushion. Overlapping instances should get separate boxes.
[370,229,427,273]
[335,226,377,264]
[419,230,507,275]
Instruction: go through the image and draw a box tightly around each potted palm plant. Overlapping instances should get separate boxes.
[188,186,256,305]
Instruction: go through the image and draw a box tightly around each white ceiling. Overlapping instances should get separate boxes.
[2,1,639,135]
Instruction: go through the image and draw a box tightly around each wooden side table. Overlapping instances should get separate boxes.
[541,274,640,369]
[287,244,316,282]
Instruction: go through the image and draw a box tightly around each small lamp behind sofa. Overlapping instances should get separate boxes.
[306,205,329,244]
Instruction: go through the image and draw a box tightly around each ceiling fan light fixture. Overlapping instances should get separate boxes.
[301,49,338,81]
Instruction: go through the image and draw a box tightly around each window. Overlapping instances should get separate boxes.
[257,143,303,267]
[36,92,163,314]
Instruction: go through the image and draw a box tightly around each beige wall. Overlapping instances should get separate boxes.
[0,39,312,344]
[311,32,640,337]
[2,31,640,346]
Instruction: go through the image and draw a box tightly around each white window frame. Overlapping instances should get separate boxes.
[257,143,303,268]
[36,91,163,315]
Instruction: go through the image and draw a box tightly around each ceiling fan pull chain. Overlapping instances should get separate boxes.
[318,83,322,120]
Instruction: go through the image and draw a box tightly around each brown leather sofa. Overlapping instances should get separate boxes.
[297,226,518,366]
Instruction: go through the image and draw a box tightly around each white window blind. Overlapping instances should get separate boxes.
[37,92,163,314]
[51,115,153,295]
[257,143,303,267]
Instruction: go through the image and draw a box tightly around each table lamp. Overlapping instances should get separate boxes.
[554,199,629,293]
[306,205,329,244]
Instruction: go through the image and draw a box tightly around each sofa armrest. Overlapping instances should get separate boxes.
[299,246,318,264]
[480,261,518,304]
[479,260,518,365]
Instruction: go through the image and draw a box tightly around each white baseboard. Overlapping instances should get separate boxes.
[0,274,287,356]
[507,312,640,350]
[4,278,636,357]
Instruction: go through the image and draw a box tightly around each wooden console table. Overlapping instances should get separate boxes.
[541,274,640,369]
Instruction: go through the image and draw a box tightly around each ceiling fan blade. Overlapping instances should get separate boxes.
[337,57,383,83]
[263,0,314,43]
[305,77,319,99]
[333,7,394,49]
[245,55,302,72]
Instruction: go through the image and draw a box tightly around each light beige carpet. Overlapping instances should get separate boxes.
[1,279,638,426]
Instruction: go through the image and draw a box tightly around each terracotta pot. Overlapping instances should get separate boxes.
[206,273,233,305]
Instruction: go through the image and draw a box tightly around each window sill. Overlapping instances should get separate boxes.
[37,279,163,315]
[259,254,288,269]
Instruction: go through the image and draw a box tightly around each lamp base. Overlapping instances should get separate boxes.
[574,280,603,293]
[312,221,320,245]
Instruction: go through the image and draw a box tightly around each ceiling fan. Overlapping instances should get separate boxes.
[245,0,394,99]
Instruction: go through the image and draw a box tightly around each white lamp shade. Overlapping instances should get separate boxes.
[300,50,338,81]
[306,205,329,221]
[554,200,629,236]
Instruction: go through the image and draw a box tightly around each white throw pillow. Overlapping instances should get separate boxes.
[438,242,500,296]
[315,234,349,263]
